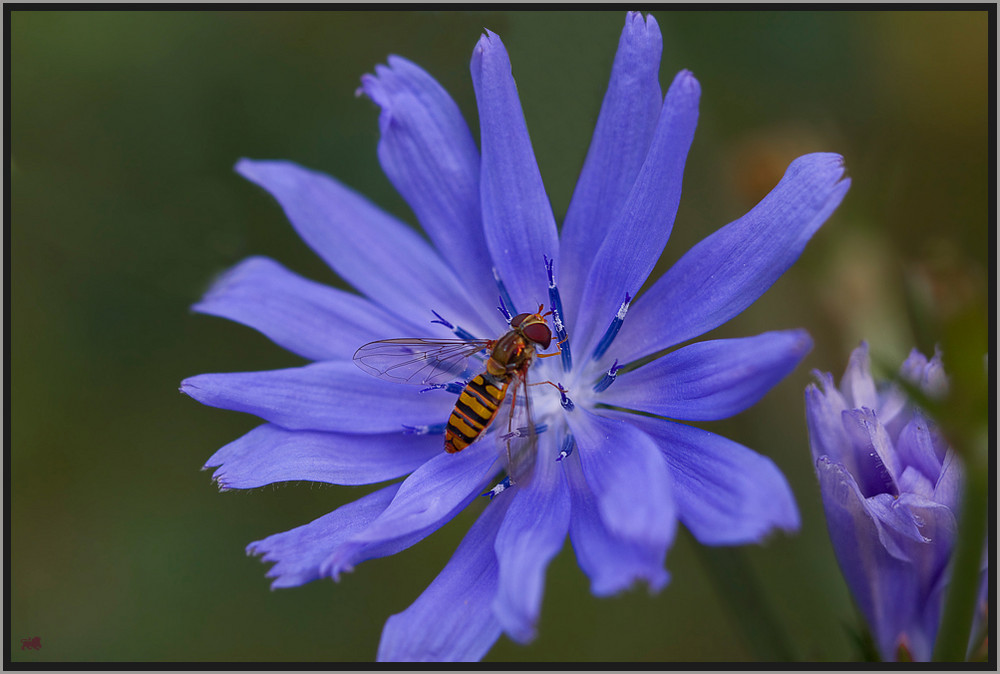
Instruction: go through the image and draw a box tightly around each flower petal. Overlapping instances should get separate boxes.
[601,329,812,421]
[932,448,964,514]
[841,341,879,410]
[180,361,454,433]
[564,408,675,582]
[815,456,918,661]
[192,256,422,361]
[897,465,934,500]
[204,423,442,489]
[805,372,854,467]
[894,412,947,483]
[895,492,957,585]
[559,12,663,331]
[574,69,700,358]
[246,482,400,589]
[563,450,670,597]
[235,159,489,337]
[873,493,955,662]
[471,30,559,314]
[611,153,850,364]
[323,439,499,578]
[617,412,800,545]
[841,407,901,497]
[491,438,571,643]
[377,497,509,662]
[360,56,501,329]
[900,346,948,397]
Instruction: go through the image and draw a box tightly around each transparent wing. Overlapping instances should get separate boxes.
[353,338,492,385]
[496,372,539,487]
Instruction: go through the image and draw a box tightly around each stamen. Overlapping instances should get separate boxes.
[557,383,574,411]
[500,423,549,441]
[592,359,621,393]
[591,292,631,361]
[556,434,575,461]
[497,294,512,325]
[402,422,448,435]
[430,310,452,328]
[419,381,465,395]
[481,475,512,500]
[454,326,477,341]
[544,255,572,372]
[493,267,517,318]
[430,310,478,341]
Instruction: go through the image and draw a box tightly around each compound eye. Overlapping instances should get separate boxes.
[522,321,552,349]
[509,313,531,328]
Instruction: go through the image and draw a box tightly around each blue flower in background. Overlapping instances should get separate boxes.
[805,344,987,661]
[183,12,849,661]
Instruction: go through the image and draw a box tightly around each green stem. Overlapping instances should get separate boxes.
[931,436,987,662]
[696,544,798,661]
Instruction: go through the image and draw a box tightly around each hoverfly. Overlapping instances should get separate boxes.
[353,307,557,486]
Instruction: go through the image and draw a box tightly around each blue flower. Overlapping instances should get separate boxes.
[805,344,987,661]
[183,13,850,661]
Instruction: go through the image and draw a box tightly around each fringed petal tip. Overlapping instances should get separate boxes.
[179,378,201,399]
[191,255,266,307]
[356,74,378,102]
[619,12,662,62]
[591,567,671,599]
[320,554,355,583]
[355,56,416,100]
[356,58,403,112]
[669,68,701,100]
[790,151,848,179]
[201,463,231,491]
[471,29,509,85]
[625,10,659,33]
[900,345,949,397]
[815,455,858,506]
[233,156,264,179]
[244,542,288,590]
[199,460,230,494]
[809,369,836,391]
[478,28,501,46]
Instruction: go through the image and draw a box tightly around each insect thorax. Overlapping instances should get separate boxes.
[488,331,534,377]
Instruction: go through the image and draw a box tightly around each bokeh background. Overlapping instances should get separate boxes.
[10,9,990,662]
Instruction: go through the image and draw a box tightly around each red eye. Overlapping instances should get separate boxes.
[522,321,552,349]
[509,313,531,328]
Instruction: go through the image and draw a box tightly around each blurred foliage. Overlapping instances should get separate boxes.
[10,9,990,662]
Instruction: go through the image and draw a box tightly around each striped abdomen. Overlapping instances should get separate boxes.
[444,373,508,453]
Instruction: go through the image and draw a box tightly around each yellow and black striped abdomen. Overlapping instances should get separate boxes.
[444,374,508,453]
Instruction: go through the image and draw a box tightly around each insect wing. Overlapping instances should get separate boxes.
[353,338,491,385]
[496,372,539,487]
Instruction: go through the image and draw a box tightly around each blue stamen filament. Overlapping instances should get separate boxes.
[482,475,512,500]
[493,267,517,319]
[430,310,478,341]
[419,381,466,395]
[557,383,574,411]
[556,434,575,461]
[592,359,621,393]
[543,255,572,372]
[591,292,631,361]
[402,422,448,435]
[497,294,512,325]
[500,423,549,441]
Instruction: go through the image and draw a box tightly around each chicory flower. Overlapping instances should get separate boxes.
[805,343,984,661]
[184,12,850,661]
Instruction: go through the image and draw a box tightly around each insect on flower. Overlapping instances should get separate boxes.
[353,306,560,486]
[183,11,852,661]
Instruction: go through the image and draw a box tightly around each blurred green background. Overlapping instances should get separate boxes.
[11,9,989,662]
